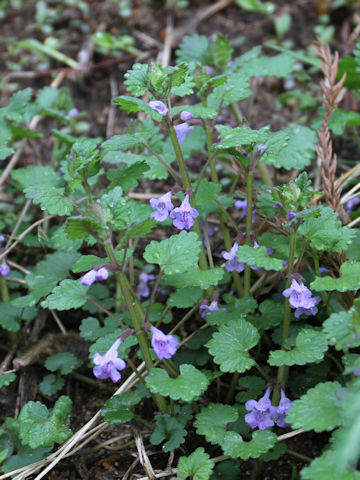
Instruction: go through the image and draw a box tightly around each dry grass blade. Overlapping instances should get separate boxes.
[135,432,155,479]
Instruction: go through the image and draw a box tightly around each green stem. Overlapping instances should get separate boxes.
[0,277,9,302]
[274,230,297,403]
[144,142,181,184]
[144,269,163,324]
[257,161,273,187]
[243,171,254,297]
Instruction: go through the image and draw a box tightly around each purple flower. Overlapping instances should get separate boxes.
[81,267,109,286]
[199,300,224,319]
[319,267,330,273]
[205,66,214,75]
[282,279,320,317]
[221,243,245,273]
[245,388,278,430]
[150,191,174,222]
[0,261,10,277]
[150,326,179,359]
[346,196,360,213]
[170,194,199,230]
[274,390,293,427]
[257,144,267,154]
[180,111,194,121]
[93,338,126,383]
[148,100,168,116]
[353,369,360,376]
[136,272,155,299]
[69,108,79,118]
[0,235,5,244]
[227,60,235,67]
[234,199,247,218]
[286,212,296,220]
[174,123,194,143]
[274,201,283,209]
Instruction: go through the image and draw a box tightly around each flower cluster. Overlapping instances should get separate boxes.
[245,388,292,430]
[150,326,179,359]
[150,193,199,231]
[81,267,109,286]
[282,279,321,318]
[93,338,126,383]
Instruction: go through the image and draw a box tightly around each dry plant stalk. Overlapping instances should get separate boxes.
[314,41,347,219]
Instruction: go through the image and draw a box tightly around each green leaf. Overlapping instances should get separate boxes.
[101,390,142,425]
[106,161,149,191]
[100,186,130,231]
[145,364,210,402]
[19,396,73,449]
[144,231,201,275]
[262,125,316,170]
[0,302,23,332]
[342,353,360,375]
[89,332,137,361]
[164,267,224,289]
[323,309,360,351]
[0,147,14,160]
[206,319,260,373]
[172,104,218,119]
[235,376,266,403]
[206,310,245,327]
[3,88,32,122]
[299,207,355,253]
[286,382,342,432]
[176,35,211,64]
[177,447,214,480]
[0,373,16,388]
[236,245,283,271]
[150,413,187,452]
[167,286,203,308]
[101,133,147,152]
[268,329,328,366]
[113,95,162,121]
[12,165,61,189]
[311,261,360,292]
[124,63,149,96]
[45,352,81,375]
[211,34,233,70]
[329,109,360,135]
[240,53,295,78]
[79,317,119,341]
[39,374,65,396]
[247,299,284,331]
[24,184,74,216]
[222,430,277,460]
[214,126,268,150]
[41,279,88,310]
[194,404,238,445]
[301,450,360,480]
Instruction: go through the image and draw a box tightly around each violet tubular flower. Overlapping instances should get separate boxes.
[136,272,155,299]
[245,388,278,430]
[170,194,199,230]
[150,191,174,222]
[81,267,109,286]
[93,338,126,383]
[150,326,179,359]
[0,261,10,277]
[234,199,247,218]
[282,279,320,318]
[221,243,245,273]
[200,300,221,319]
[148,100,168,116]
[274,390,293,427]
[180,111,194,121]
[174,123,194,143]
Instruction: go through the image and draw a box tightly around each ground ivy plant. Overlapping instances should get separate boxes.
[0,33,359,479]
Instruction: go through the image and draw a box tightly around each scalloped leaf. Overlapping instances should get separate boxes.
[24,184,74,216]
[0,373,16,388]
[124,63,149,96]
[172,104,218,119]
[235,376,266,403]
[286,381,342,432]
[311,261,360,292]
[206,319,260,373]
[222,430,277,460]
[177,447,214,480]
[167,286,203,308]
[144,231,201,275]
[268,329,328,366]
[39,374,65,396]
[79,317,119,341]
[150,413,187,452]
[45,352,81,375]
[194,404,239,445]
[323,309,360,351]
[164,267,224,289]
[236,245,283,271]
[301,450,360,480]
[176,35,211,64]
[101,390,142,425]
[41,279,88,310]
[113,96,162,121]
[19,396,73,449]
[145,364,210,402]
[240,53,296,78]
[11,165,61,189]
[342,353,360,375]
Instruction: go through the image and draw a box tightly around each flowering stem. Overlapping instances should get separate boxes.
[244,171,254,296]
[168,126,208,270]
[275,230,297,402]
[104,240,167,414]
[144,269,163,324]
[0,277,9,302]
